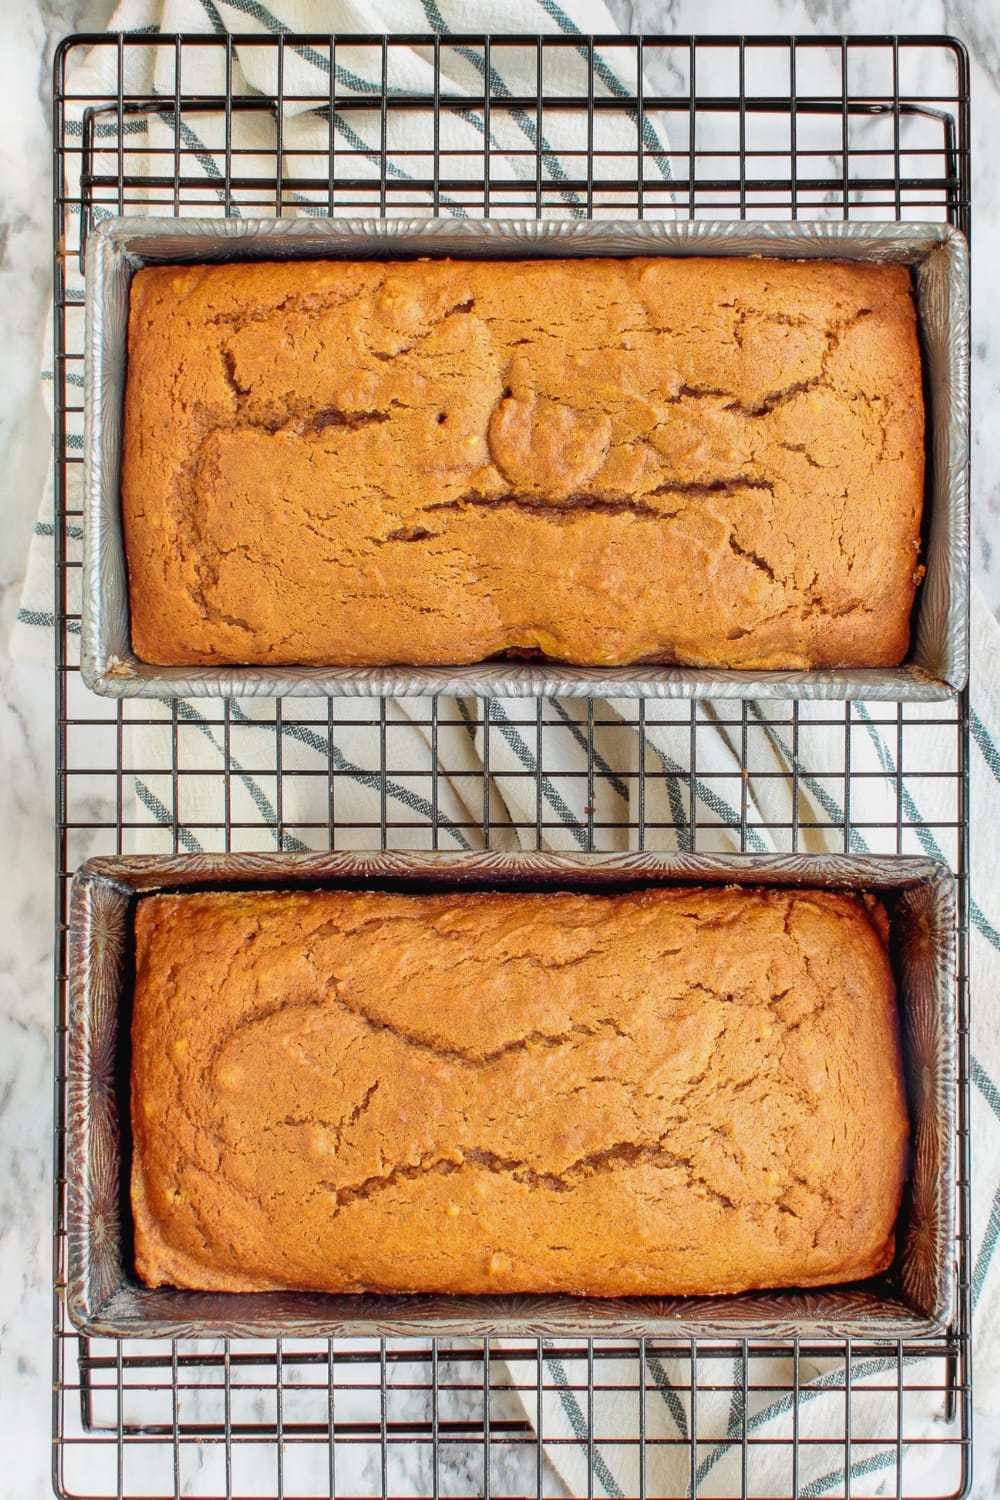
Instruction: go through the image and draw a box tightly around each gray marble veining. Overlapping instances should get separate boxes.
[1,1,998,1496]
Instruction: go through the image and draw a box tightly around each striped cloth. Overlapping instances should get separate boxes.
[13,3,1000,1494]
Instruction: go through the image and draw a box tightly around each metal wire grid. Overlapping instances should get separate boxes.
[51,33,971,1500]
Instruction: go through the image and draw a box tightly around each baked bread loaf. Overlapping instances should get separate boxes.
[122,256,924,670]
[131,885,908,1297]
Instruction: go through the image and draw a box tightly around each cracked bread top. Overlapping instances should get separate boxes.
[122,256,924,670]
[131,885,908,1297]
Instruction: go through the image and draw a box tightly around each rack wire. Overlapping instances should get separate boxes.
[52,32,971,1499]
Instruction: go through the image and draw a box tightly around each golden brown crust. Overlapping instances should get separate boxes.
[130,885,909,1296]
[122,256,924,670]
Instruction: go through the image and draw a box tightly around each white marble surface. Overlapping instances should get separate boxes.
[1,1,998,1496]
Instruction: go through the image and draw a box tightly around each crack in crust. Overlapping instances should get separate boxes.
[203,983,634,1072]
[326,1140,733,1210]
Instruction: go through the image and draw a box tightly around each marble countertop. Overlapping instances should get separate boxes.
[1,0,998,1496]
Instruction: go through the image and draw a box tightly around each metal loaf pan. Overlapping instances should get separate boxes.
[82,216,969,701]
[67,849,956,1341]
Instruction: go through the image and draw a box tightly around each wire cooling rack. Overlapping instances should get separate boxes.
[52,32,972,1500]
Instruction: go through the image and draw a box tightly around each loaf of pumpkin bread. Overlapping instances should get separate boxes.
[122,256,924,669]
[130,885,908,1296]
